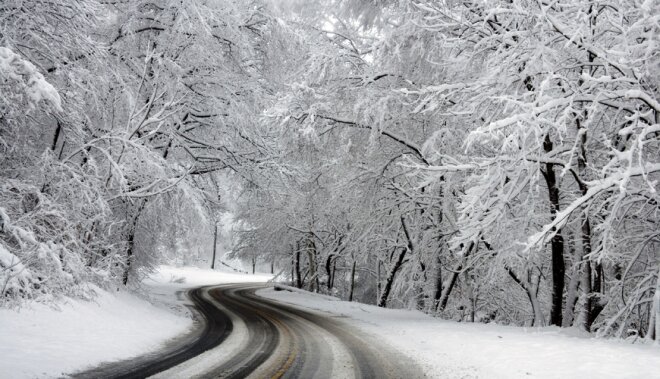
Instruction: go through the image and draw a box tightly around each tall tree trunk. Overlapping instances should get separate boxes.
[594,263,604,295]
[57,140,67,160]
[437,242,474,312]
[378,248,406,307]
[290,253,295,286]
[578,218,595,330]
[437,263,461,312]
[348,259,357,302]
[122,199,148,286]
[464,268,475,322]
[378,217,414,307]
[416,260,428,311]
[122,232,135,286]
[325,254,335,291]
[573,26,607,330]
[574,113,606,330]
[306,238,318,292]
[326,235,344,291]
[543,134,566,326]
[211,223,218,269]
[295,241,302,288]
[377,259,382,303]
[51,119,62,152]
[330,259,337,290]
[433,254,443,312]
[84,221,99,267]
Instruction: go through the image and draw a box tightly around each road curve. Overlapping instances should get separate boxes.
[72,283,425,379]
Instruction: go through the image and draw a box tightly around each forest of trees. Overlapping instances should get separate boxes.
[1,0,658,341]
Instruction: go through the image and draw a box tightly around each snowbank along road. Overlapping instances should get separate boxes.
[73,283,425,378]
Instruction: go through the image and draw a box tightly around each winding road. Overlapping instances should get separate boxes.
[73,284,425,379]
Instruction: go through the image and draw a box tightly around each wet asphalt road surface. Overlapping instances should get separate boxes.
[71,283,425,379]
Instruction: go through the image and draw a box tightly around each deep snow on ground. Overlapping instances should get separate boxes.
[258,286,660,379]
[0,265,271,379]
[0,285,190,379]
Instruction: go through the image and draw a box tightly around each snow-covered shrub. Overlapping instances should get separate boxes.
[0,197,82,303]
[0,47,62,113]
[0,45,122,305]
[0,242,32,300]
[0,173,121,305]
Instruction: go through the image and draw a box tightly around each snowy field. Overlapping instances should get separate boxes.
[0,265,271,379]
[258,286,660,379]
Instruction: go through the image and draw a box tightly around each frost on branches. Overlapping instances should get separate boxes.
[1,0,284,304]
[230,0,660,342]
[0,47,62,113]
[0,48,97,304]
[1,0,658,344]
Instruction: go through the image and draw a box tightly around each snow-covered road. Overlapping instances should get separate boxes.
[74,283,425,378]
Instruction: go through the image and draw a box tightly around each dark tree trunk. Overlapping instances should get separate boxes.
[378,248,406,307]
[378,217,413,307]
[290,253,295,286]
[438,262,461,312]
[580,216,594,329]
[325,254,335,290]
[211,224,218,269]
[377,260,382,303]
[543,134,566,326]
[122,199,148,286]
[51,119,62,152]
[574,112,606,330]
[562,236,581,327]
[437,242,474,312]
[326,235,344,291]
[84,221,99,267]
[594,264,604,294]
[330,259,337,290]
[433,254,443,311]
[57,140,67,160]
[306,238,319,292]
[348,260,357,302]
[295,242,302,288]
[122,232,135,286]
[416,260,427,311]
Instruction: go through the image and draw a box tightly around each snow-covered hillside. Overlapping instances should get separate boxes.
[0,266,271,378]
[0,285,189,378]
